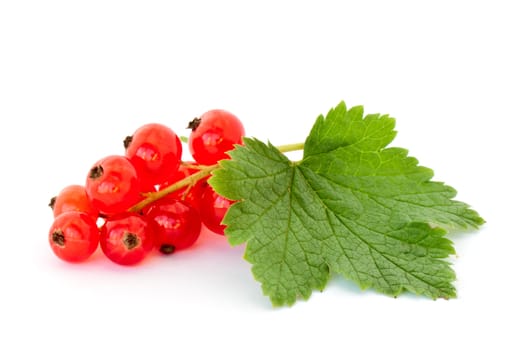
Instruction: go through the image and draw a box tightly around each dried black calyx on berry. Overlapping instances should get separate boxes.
[123,135,133,149]
[89,165,104,179]
[52,230,65,247]
[187,117,202,131]
[123,232,139,250]
[159,244,175,255]
[49,196,56,210]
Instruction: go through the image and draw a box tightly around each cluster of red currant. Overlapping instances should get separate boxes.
[48,110,245,265]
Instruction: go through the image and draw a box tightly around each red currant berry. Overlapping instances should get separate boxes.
[188,109,245,165]
[50,184,99,219]
[147,197,202,254]
[85,155,141,216]
[100,213,153,265]
[146,198,202,254]
[199,184,234,235]
[124,123,182,191]
[49,211,100,262]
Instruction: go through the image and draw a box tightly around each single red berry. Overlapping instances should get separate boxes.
[48,211,100,262]
[85,155,141,216]
[50,184,99,219]
[146,198,202,254]
[100,213,153,265]
[199,184,234,235]
[188,109,245,165]
[124,123,182,191]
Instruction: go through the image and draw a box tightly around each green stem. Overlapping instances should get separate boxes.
[276,142,304,153]
[180,162,211,170]
[180,135,189,143]
[128,141,304,212]
[129,164,218,213]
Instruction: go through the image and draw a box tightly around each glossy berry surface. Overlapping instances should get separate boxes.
[146,198,202,254]
[188,109,245,165]
[49,211,100,262]
[100,213,153,265]
[125,123,182,191]
[50,184,99,219]
[85,155,141,216]
[199,184,234,235]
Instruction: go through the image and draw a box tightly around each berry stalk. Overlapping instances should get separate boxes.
[129,164,218,213]
[128,142,305,213]
[276,142,305,153]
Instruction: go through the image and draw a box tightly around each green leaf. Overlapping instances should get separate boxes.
[209,101,484,306]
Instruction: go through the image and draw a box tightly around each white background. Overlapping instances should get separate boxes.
[1,0,508,349]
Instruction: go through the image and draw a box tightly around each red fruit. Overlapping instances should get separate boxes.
[85,155,141,216]
[199,184,234,235]
[188,109,245,165]
[146,198,202,254]
[50,184,99,219]
[48,211,100,262]
[100,213,153,265]
[124,123,182,191]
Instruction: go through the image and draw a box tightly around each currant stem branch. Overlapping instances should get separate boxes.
[128,141,304,212]
[276,143,304,153]
[129,164,218,213]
